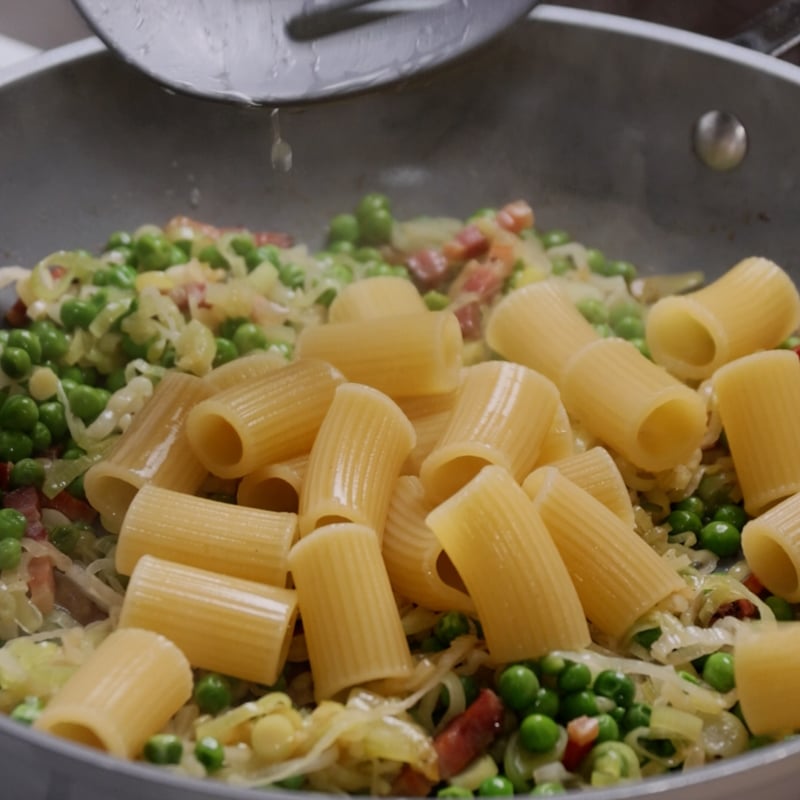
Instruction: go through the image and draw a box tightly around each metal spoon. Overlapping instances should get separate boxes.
[71,0,540,105]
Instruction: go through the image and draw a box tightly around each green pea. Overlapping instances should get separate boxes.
[135,233,174,271]
[106,246,136,266]
[328,240,355,255]
[540,229,570,249]
[245,244,282,271]
[470,207,496,220]
[438,787,473,798]
[315,288,337,307]
[194,735,225,772]
[608,302,642,329]
[7,330,42,365]
[702,652,735,693]
[277,262,306,289]
[525,687,559,719]
[10,458,45,489]
[144,733,183,765]
[420,635,445,653]
[358,207,393,245]
[106,231,133,250]
[538,654,566,677]
[67,472,86,500]
[356,192,391,216]
[0,431,33,462]
[621,703,651,732]
[585,248,607,274]
[699,520,741,558]
[218,317,249,340]
[498,665,540,711]
[354,246,382,263]
[666,509,703,535]
[105,369,127,393]
[0,508,26,540]
[0,395,39,431]
[232,323,267,355]
[593,670,635,708]
[424,291,450,311]
[612,315,646,340]
[477,775,514,796]
[0,537,22,570]
[194,673,232,714]
[108,264,137,289]
[632,627,661,650]
[213,337,239,368]
[595,713,620,743]
[695,472,732,514]
[765,595,794,621]
[749,735,774,750]
[92,269,112,286]
[548,255,573,276]
[273,773,307,790]
[38,402,68,439]
[1,347,32,379]
[49,522,94,556]
[630,337,652,359]
[575,298,608,325]
[364,261,395,278]
[519,713,561,753]
[674,496,705,518]
[33,323,69,361]
[713,504,748,530]
[557,662,591,693]
[559,690,598,721]
[328,213,360,244]
[229,233,255,256]
[10,696,43,725]
[530,782,565,796]
[434,611,471,646]
[606,260,637,281]
[593,323,614,338]
[198,245,229,270]
[68,385,109,424]
[60,298,98,331]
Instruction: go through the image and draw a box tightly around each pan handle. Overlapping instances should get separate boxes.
[728,0,800,57]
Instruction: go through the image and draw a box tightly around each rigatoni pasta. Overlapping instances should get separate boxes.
[383,476,475,615]
[328,276,427,323]
[33,628,191,758]
[201,350,288,393]
[426,465,590,662]
[295,310,463,398]
[119,555,297,685]
[237,454,309,513]
[523,466,686,638]
[535,402,575,465]
[115,484,298,585]
[186,358,344,479]
[713,350,800,516]
[288,523,414,701]
[646,257,800,380]
[83,372,211,533]
[741,491,800,601]
[561,338,707,473]
[420,362,559,503]
[299,383,415,537]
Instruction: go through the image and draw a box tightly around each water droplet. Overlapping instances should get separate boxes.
[692,110,748,172]
[189,187,201,208]
[270,109,293,173]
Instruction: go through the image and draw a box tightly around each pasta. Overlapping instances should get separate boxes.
[298,382,416,537]
[4,195,800,797]
[185,358,345,478]
[115,484,298,585]
[33,628,192,758]
[83,371,211,533]
[419,361,559,503]
[646,257,800,380]
[713,350,800,516]
[288,522,414,701]
[426,465,591,661]
[119,555,298,685]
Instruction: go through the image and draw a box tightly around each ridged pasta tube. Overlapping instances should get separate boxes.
[288,523,414,701]
[714,350,800,516]
[328,276,427,323]
[83,372,210,533]
[646,257,800,381]
[485,280,599,385]
[186,358,344,479]
[426,465,590,662]
[742,492,800,601]
[34,628,192,758]
[561,338,707,472]
[237,454,308,514]
[523,466,686,638]
[119,555,297,685]
[420,361,560,503]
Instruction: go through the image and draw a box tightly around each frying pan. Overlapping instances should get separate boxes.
[1,5,800,799]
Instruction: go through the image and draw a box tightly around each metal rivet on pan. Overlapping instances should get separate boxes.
[692,110,748,171]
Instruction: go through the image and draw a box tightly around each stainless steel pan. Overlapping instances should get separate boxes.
[1,6,800,799]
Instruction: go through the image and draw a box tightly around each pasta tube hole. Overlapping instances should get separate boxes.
[636,400,704,461]
[745,533,799,600]
[436,551,468,594]
[649,312,716,368]
[84,474,139,527]
[425,455,489,502]
[189,413,243,468]
[240,478,299,513]
[43,722,108,753]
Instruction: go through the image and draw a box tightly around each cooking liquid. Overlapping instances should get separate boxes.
[270,109,293,173]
